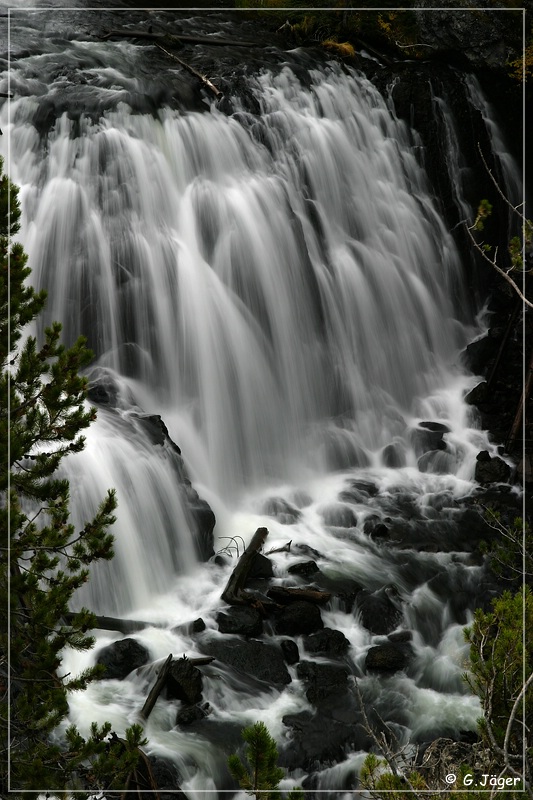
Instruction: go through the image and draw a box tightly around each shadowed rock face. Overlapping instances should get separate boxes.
[413,2,522,72]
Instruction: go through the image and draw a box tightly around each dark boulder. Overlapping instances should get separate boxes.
[320,503,357,528]
[280,708,369,772]
[176,702,210,726]
[475,451,512,484]
[148,755,187,800]
[202,637,291,685]
[188,499,216,561]
[465,381,488,405]
[288,560,320,577]
[247,552,274,581]
[95,637,149,680]
[355,587,403,635]
[338,478,379,504]
[273,601,324,636]
[216,606,263,637]
[296,660,349,704]
[410,424,448,457]
[365,642,413,673]
[382,442,406,467]
[166,658,203,704]
[303,627,350,658]
[280,639,299,665]
[418,450,455,474]
[261,497,301,524]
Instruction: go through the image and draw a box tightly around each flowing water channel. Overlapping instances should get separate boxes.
[1,5,520,796]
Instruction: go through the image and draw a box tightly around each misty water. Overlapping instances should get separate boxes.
[1,6,520,796]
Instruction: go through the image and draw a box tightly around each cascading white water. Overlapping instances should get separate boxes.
[2,32,514,794]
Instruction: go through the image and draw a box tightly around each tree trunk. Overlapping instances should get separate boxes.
[267,586,331,604]
[221,527,269,605]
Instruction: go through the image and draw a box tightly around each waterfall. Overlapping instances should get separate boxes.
[2,25,511,792]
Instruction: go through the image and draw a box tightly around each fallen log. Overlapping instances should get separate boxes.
[101,28,256,47]
[63,612,158,635]
[267,586,331,605]
[138,653,173,722]
[155,42,222,98]
[221,527,269,605]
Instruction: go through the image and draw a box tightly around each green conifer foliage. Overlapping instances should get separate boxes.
[228,721,304,799]
[0,157,145,795]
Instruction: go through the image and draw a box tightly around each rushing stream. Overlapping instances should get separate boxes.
[1,4,521,797]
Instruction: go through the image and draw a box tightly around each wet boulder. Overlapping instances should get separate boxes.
[465,381,488,405]
[247,552,274,581]
[166,658,203,704]
[365,642,413,673]
[355,587,403,635]
[273,600,324,635]
[216,606,263,637]
[176,701,210,726]
[382,442,407,467]
[280,708,369,772]
[95,637,150,680]
[338,478,379,504]
[202,637,291,685]
[288,560,320,577]
[320,503,357,528]
[475,451,512,484]
[418,449,455,474]
[280,639,300,665]
[410,422,449,457]
[296,660,350,703]
[303,627,350,658]
[262,497,301,524]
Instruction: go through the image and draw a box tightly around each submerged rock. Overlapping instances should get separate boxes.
[202,637,291,685]
[274,600,324,635]
[365,642,413,672]
[262,497,301,524]
[216,606,263,637]
[303,627,350,658]
[355,587,403,635]
[296,660,350,703]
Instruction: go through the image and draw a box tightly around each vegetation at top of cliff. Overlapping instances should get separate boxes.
[0,156,146,795]
[233,2,423,61]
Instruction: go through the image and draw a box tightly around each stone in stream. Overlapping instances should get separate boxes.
[261,496,301,524]
[165,658,203,704]
[320,503,357,528]
[382,441,406,467]
[201,637,291,685]
[95,637,150,680]
[410,422,449,457]
[303,627,350,658]
[273,600,324,635]
[296,660,350,703]
[216,606,263,637]
[365,642,413,672]
[475,451,512,484]
[287,560,320,577]
[355,587,403,635]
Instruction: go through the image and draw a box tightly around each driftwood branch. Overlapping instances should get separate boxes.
[221,527,269,605]
[101,28,256,47]
[265,540,292,555]
[138,654,173,722]
[64,612,158,635]
[267,586,331,605]
[154,42,222,98]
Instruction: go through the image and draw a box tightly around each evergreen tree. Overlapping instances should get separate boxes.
[228,721,304,799]
[0,157,145,795]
